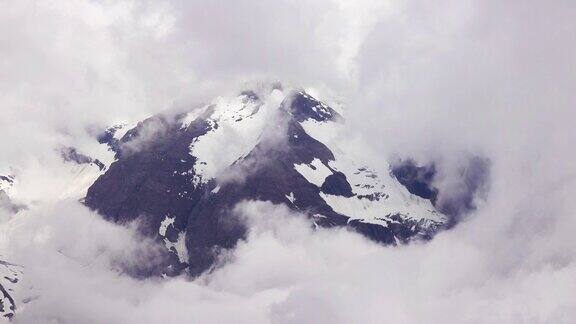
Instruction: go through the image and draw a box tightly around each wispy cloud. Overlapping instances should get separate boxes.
[1,0,575,323]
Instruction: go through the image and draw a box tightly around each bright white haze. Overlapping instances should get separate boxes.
[1,0,575,323]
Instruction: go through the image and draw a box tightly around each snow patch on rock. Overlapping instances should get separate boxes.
[180,105,210,130]
[294,158,333,187]
[300,106,446,228]
[159,215,175,237]
[189,89,286,184]
[158,215,188,264]
[164,232,188,264]
[285,192,295,204]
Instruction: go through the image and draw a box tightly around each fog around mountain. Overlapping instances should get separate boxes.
[1,1,575,323]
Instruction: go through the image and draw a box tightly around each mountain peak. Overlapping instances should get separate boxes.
[284,90,343,123]
[84,87,446,276]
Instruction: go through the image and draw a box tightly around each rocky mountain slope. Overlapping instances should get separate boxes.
[85,85,447,276]
[0,85,457,320]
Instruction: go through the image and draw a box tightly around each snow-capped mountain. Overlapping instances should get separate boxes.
[0,84,453,319]
[84,84,447,276]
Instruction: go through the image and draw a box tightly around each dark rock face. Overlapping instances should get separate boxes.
[86,114,213,275]
[288,91,342,123]
[321,172,354,197]
[60,146,106,171]
[348,214,439,245]
[0,176,13,184]
[391,160,438,202]
[182,108,353,275]
[85,90,446,277]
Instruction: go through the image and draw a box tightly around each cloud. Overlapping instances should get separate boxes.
[2,199,574,323]
[0,0,575,323]
[0,0,382,183]
[117,115,174,157]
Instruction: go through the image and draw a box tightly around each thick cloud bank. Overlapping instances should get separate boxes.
[1,0,575,323]
[2,199,574,323]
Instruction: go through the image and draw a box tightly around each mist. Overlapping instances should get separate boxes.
[1,0,575,323]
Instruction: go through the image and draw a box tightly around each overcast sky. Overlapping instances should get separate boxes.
[1,0,576,323]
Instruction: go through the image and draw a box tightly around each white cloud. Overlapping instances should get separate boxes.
[2,199,574,323]
[1,0,575,323]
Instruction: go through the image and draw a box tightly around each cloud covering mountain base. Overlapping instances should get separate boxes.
[1,0,576,323]
[2,196,575,323]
